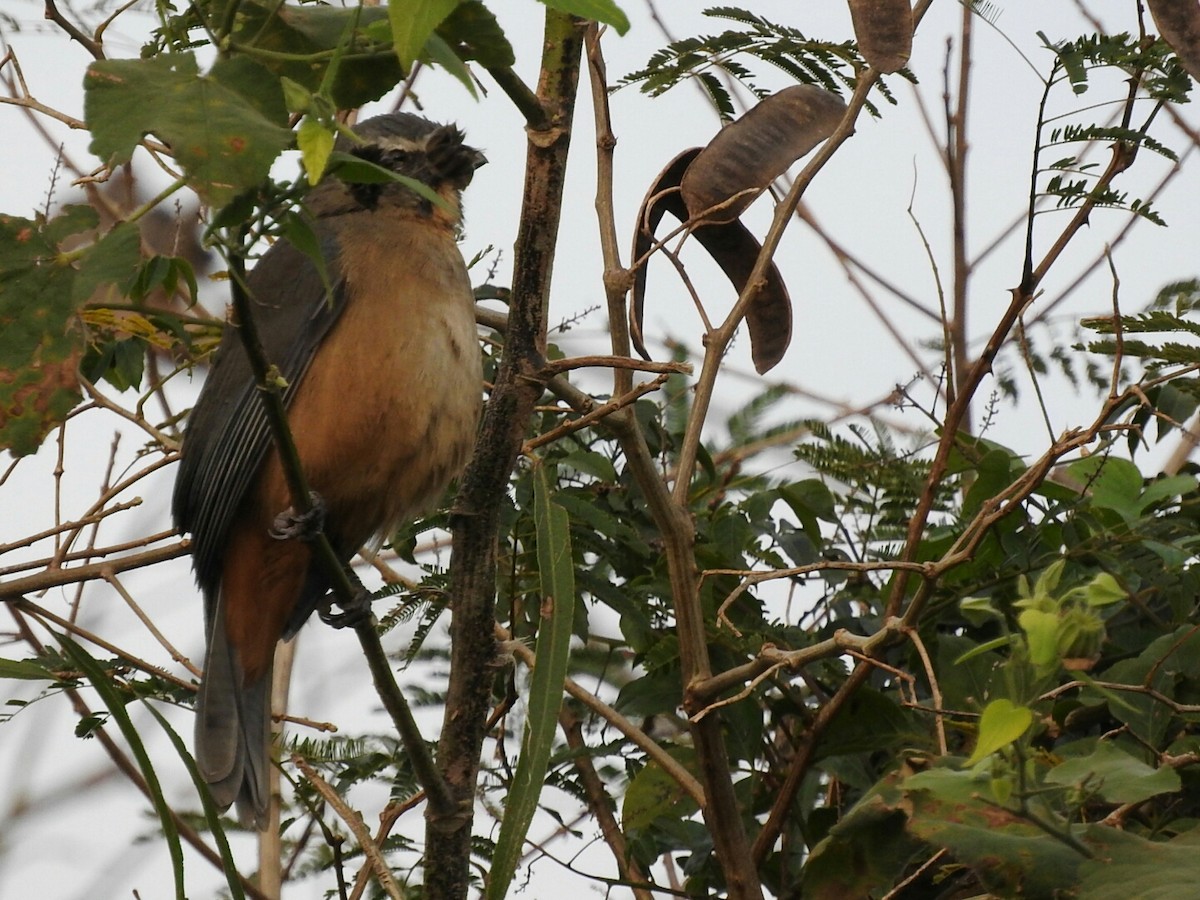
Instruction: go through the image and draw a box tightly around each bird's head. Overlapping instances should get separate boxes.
[309,112,487,229]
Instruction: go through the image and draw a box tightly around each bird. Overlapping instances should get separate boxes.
[171,112,485,827]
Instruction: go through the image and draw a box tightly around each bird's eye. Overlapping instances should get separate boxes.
[382,149,409,168]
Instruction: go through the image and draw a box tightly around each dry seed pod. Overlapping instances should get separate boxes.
[631,148,793,374]
[848,0,913,74]
[680,85,846,225]
[1147,0,1200,82]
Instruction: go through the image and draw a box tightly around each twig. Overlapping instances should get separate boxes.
[292,756,403,900]
[903,625,947,755]
[43,0,104,59]
[523,374,670,453]
[500,623,705,805]
[0,542,190,598]
[559,706,655,899]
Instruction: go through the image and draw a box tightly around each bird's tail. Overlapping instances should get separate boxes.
[195,592,272,828]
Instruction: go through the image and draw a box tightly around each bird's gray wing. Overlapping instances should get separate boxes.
[172,230,346,607]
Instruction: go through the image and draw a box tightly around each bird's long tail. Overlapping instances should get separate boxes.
[195,592,272,828]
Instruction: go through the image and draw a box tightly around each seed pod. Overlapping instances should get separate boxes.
[680,85,846,225]
[1146,0,1200,82]
[631,148,793,374]
[848,0,913,74]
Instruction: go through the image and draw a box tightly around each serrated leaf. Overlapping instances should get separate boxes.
[964,699,1033,767]
[85,53,295,208]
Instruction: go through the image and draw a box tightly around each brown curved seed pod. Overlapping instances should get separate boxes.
[848,0,913,74]
[631,148,793,374]
[680,85,846,225]
[1146,0,1200,82]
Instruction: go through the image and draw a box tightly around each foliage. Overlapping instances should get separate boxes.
[2,1,1200,899]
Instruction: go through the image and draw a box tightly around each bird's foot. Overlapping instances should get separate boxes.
[319,588,373,629]
[270,491,326,542]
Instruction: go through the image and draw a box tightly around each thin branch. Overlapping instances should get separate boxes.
[292,756,403,900]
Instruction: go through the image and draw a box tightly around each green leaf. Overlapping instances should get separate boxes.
[73,221,142,305]
[422,31,478,97]
[539,0,630,34]
[1137,473,1198,513]
[1045,741,1180,804]
[56,636,186,899]
[1078,826,1200,898]
[1069,456,1143,521]
[486,461,576,900]
[964,699,1033,766]
[391,0,460,70]
[1083,572,1126,607]
[621,747,700,832]
[212,1,401,109]
[1018,608,1061,668]
[0,210,89,456]
[297,118,336,185]
[438,0,515,67]
[904,765,1087,895]
[139,702,246,900]
[0,658,58,680]
[84,53,295,208]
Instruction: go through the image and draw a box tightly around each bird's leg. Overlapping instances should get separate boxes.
[318,584,373,629]
[269,491,326,541]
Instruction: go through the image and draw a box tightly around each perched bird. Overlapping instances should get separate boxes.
[172,113,485,826]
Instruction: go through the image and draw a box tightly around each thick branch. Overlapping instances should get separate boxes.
[425,12,585,900]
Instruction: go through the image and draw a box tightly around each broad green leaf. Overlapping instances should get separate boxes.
[1045,741,1180,804]
[1069,456,1143,521]
[486,462,576,900]
[438,1,515,67]
[964,699,1032,766]
[391,0,460,70]
[1078,825,1200,898]
[621,747,699,832]
[804,794,916,899]
[204,1,400,109]
[1137,473,1198,512]
[539,0,630,34]
[906,765,1086,895]
[85,53,294,208]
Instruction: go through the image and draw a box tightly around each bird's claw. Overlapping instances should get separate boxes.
[270,491,326,541]
[319,588,373,629]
